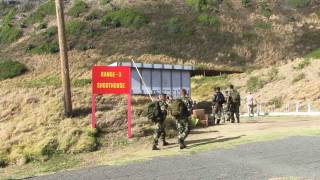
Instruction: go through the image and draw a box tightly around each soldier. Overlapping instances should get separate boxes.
[174,89,192,149]
[224,90,231,122]
[229,85,241,123]
[212,87,225,125]
[152,93,170,150]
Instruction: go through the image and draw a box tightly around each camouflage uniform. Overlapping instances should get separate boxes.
[229,89,240,123]
[224,91,231,122]
[212,91,225,124]
[175,96,192,148]
[153,100,168,147]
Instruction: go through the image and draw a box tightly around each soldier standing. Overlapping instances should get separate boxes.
[224,90,231,122]
[212,87,225,125]
[229,85,241,123]
[152,93,170,150]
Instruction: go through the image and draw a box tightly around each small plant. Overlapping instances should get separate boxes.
[162,17,193,36]
[267,67,279,81]
[268,97,283,109]
[293,59,310,70]
[288,0,310,8]
[73,78,91,87]
[25,0,55,24]
[66,20,85,36]
[101,8,149,28]
[305,48,320,60]
[25,74,61,88]
[292,73,305,83]
[259,1,272,18]
[186,0,221,13]
[38,22,48,29]
[242,0,252,8]
[0,59,27,80]
[75,43,95,51]
[197,14,220,27]
[100,0,112,5]
[68,0,88,17]
[46,26,58,38]
[0,24,23,44]
[2,8,16,25]
[0,154,8,168]
[28,42,59,54]
[255,22,272,29]
[246,76,265,92]
[85,10,102,21]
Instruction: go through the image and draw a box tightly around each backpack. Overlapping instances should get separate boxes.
[170,99,189,118]
[215,92,225,104]
[146,101,161,122]
[230,90,240,104]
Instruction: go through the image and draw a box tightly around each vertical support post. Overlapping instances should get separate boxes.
[127,93,132,138]
[55,0,72,116]
[91,94,96,129]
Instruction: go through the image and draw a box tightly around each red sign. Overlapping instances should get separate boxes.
[91,66,132,138]
[92,66,131,94]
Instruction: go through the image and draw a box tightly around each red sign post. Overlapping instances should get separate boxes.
[92,66,132,138]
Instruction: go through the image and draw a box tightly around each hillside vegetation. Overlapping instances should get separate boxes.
[1,0,320,174]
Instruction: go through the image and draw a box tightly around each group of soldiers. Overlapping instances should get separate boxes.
[150,85,240,151]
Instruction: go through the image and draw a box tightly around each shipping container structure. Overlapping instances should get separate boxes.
[109,62,193,98]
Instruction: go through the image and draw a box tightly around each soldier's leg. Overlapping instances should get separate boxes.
[176,119,187,149]
[152,122,161,150]
[236,105,240,123]
[159,121,169,146]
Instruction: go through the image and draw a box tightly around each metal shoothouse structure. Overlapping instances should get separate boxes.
[109,62,193,98]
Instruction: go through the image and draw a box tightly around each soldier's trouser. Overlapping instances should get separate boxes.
[153,120,166,145]
[247,104,254,116]
[176,118,189,141]
[213,104,223,124]
[230,104,240,123]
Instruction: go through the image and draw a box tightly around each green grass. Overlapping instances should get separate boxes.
[0,24,23,44]
[185,0,221,12]
[242,0,252,8]
[255,22,272,29]
[66,20,85,36]
[27,42,59,54]
[267,67,279,81]
[85,10,102,21]
[46,26,58,38]
[0,59,26,80]
[25,0,55,24]
[288,0,310,8]
[100,0,112,5]
[73,78,91,87]
[246,76,265,92]
[24,74,61,88]
[68,0,88,17]
[293,59,310,70]
[2,8,16,25]
[197,14,220,27]
[101,8,149,28]
[292,73,305,84]
[305,48,320,60]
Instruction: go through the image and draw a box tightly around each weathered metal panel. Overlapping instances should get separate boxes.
[181,71,191,95]
[141,68,152,94]
[172,71,182,98]
[161,70,171,96]
[131,69,142,94]
[151,69,161,95]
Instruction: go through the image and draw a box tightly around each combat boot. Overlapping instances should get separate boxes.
[152,144,160,150]
[179,139,186,149]
[163,141,170,146]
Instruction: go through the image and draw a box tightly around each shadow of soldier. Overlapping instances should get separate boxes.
[186,135,246,149]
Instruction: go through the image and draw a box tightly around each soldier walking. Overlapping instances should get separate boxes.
[152,93,170,150]
[229,85,241,123]
[212,87,225,125]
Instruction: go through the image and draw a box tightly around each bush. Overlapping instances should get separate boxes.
[75,43,95,51]
[305,48,320,59]
[0,59,26,80]
[267,67,279,81]
[255,22,272,29]
[85,10,102,21]
[162,17,193,36]
[197,14,220,27]
[246,76,265,92]
[288,0,310,8]
[0,154,8,168]
[2,8,16,25]
[292,73,305,83]
[28,42,59,54]
[46,26,58,38]
[66,20,85,36]
[268,97,283,108]
[26,0,55,24]
[242,0,252,8]
[293,59,310,70]
[101,8,149,28]
[186,0,222,13]
[0,24,23,43]
[68,0,88,17]
[100,0,111,5]
[37,22,48,29]
[73,78,91,87]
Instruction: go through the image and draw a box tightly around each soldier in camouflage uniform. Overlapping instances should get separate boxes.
[224,90,231,122]
[152,94,170,150]
[229,85,241,123]
[176,89,193,149]
[212,87,225,125]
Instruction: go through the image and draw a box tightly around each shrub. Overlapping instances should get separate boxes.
[0,24,23,43]
[26,0,55,24]
[37,22,48,29]
[255,22,272,29]
[268,97,283,108]
[288,0,310,8]
[100,0,111,5]
[28,42,59,54]
[267,67,279,81]
[246,76,265,92]
[162,17,193,35]
[186,0,221,12]
[242,0,252,8]
[73,78,91,87]
[66,20,85,36]
[75,43,95,51]
[85,10,102,21]
[259,1,272,18]
[68,0,88,17]
[305,48,320,59]
[40,139,59,157]
[0,59,27,80]
[0,154,8,168]
[46,26,58,38]
[2,8,16,25]
[101,8,149,28]
[197,14,220,27]
[293,59,310,70]
[292,73,305,83]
